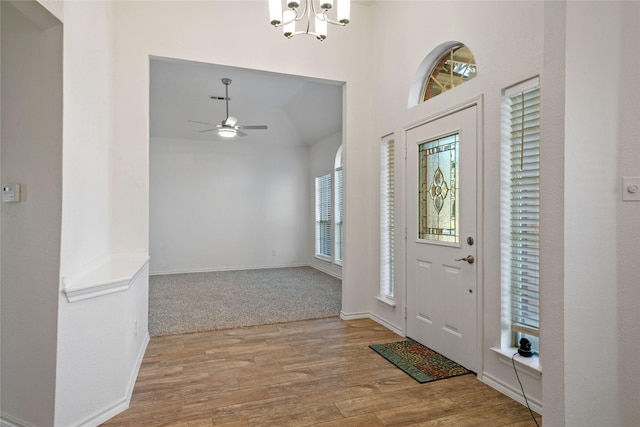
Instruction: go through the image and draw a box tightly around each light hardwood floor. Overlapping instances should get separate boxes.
[102,317,541,426]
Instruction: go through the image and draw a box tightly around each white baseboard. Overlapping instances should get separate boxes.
[368,312,403,336]
[74,397,128,427]
[339,311,403,337]
[73,332,150,427]
[339,310,369,320]
[128,332,150,399]
[481,371,543,415]
[149,263,309,276]
[308,263,342,279]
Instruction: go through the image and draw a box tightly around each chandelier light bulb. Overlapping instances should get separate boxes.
[315,16,327,40]
[337,0,350,24]
[268,0,283,25]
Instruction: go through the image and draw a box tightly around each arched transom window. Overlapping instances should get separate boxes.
[422,44,477,101]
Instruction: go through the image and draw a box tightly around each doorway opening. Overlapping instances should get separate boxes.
[148,57,345,335]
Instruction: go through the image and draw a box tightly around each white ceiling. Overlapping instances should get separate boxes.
[149,57,343,146]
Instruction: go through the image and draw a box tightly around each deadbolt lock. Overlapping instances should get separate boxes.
[467,236,474,246]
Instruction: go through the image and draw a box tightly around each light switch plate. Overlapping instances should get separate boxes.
[622,177,640,201]
[2,183,21,203]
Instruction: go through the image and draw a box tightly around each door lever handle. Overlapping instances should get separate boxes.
[455,255,475,264]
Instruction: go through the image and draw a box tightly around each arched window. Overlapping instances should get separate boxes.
[423,44,476,101]
[408,42,477,107]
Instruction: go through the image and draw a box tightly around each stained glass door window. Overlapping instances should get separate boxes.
[418,133,459,243]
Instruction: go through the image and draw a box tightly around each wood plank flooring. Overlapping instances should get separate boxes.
[101,317,542,426]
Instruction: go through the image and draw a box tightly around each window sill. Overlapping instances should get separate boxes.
[314,255,332,263]
[491,347,542,379]
[375,296,396,308]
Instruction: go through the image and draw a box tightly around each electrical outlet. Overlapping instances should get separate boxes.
[623,177,640,201]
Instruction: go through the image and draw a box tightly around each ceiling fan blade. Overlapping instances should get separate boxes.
[236,125,268,130]
[198,128,217,133]
[236,130,247,137]
[188,120,215,126]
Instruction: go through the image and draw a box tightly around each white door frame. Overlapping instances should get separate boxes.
[402,95,484,377]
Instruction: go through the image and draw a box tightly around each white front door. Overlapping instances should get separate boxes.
[406,105,478,372]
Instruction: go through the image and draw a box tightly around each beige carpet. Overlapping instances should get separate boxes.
[148,266,341,336]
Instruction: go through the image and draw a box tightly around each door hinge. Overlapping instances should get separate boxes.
[404,227,407,240]
[404,306,408,320]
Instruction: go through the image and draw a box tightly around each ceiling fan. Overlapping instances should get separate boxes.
[189,78,268,138]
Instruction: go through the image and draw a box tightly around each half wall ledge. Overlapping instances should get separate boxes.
[62,252,150,303]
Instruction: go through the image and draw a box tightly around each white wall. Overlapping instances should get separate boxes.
[539,1,566,422]
[54,2,150,426]
[615,2,640,423]
[59,1,112,276]
[309,131,343,278]
[149,137,310,274]
[0,2,62,425]
[561,2,640,425]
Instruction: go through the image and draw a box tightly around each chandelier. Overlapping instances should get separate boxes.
[269,0,350,41]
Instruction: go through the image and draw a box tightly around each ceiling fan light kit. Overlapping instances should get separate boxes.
[218,128,237,138]
[269,0,350,41]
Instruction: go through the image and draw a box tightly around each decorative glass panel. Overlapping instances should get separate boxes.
[423,45,477,101]
[418,133,459,243]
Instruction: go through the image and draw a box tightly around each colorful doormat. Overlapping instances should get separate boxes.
[369,339,472,383]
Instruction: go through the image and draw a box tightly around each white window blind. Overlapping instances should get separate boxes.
[334,168,343,264]
[505,80,540,337]
[380,136,395,298]
[315,173,332,259]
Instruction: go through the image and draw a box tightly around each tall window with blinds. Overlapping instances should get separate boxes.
[380,135,395,298]
[502,77,540,351]
[334,168,343,264]
[315,173,332,260]
[334,145,344,265]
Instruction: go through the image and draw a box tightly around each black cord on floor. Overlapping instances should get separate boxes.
[512,352,540,427]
